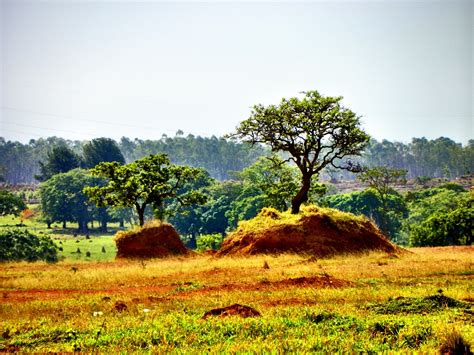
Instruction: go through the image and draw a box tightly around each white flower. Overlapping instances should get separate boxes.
[143,308,151,313]
[93,311,103,316]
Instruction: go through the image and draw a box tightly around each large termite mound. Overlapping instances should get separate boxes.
[217,206,400,257]
[115,221,189,259]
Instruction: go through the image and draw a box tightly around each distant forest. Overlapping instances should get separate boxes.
[1,134,473,185]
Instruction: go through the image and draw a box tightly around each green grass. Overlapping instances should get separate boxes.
[0,248,472,352]
[53,235,117,262]
[1,209,124,261]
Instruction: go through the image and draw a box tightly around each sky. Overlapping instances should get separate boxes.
[1,0,472,144]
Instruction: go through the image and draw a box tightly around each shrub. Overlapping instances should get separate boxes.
[410,206,473,246]
[0,228,58,263]
[196,234,224,252]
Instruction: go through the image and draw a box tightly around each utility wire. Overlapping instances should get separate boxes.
[2,106,179,133]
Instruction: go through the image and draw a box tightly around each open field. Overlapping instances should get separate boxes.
[0,247,472,352]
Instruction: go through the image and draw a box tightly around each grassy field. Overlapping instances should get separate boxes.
[0,247,472,352]
[0,213,119,262]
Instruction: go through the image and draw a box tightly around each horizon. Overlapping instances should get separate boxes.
[0,132,472,147]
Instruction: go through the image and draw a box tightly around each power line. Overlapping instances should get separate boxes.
[2,105,215,137]
[1,106,174,133]
[4,121,98,137]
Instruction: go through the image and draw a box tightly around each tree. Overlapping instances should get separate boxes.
[0,190,26,217]
[82,138,125,168]
[358,166,407,235]
[35,145,81,181]
[39,169,102,232]
[410,204,473,246]
[84,154,208,226]
[325,188,408,242]
[229,90,370,214]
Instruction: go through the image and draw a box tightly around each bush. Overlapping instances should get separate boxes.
[0,228,58,263]
[410,206,473,246]
[196,234,224,252]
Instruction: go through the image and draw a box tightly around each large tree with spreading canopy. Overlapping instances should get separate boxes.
[84,154,208,226]
[229,90,370,214]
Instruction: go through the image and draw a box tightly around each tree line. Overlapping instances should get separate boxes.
[1,90,471,250]
[0,135,472,185]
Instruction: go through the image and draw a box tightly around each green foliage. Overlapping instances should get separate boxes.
[82,138,125,169]
[35,145,81,181]
[405,185,471,246]
[230,90,370,213]
[358,166,407,196]
[236,156,300,211]
[85,154,209,226]
[0,228,58,262]
[0,190,26,217]
[410,204,473,246]
[39,169,104,232]
[325,188,408,241]
[196,234,224,252]
[357,166,407,236]
[175,181,243,237]
[1,135,472,185]
[364,137,473,179]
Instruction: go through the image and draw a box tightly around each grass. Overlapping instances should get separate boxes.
[236,205,369,234]
[1,211,122,262]
[0,247,472,352]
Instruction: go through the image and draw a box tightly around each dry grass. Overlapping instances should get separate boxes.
[0,246,472,352]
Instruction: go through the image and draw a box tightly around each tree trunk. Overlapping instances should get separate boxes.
[188,231,197,249]
[136,204,146,227]
[291,173,312,214]
[63,220,66,229]
[100,219,107,233]
[119,219,124,228]
[78,219,88,233]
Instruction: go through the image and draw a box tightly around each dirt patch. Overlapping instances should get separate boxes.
[113,300,128,312]
[202,304,261,319]
[217,206,400,257]
[115,222,189,259]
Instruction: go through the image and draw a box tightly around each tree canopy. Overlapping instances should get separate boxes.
[35,145,81,181]
[0,190,26,217]
[84,154,209,226]
[357,166,407,236]
[82,138,126,168]
[38,169,103,232]
[230,90,370,213]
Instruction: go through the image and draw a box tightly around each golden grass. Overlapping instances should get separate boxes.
[235,205,369,234]
[0,246,472,352]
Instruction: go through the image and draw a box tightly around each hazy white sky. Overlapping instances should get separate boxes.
[1,0,472,144]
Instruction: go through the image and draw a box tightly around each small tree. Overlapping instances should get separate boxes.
[0,190,26,217]
[229,90,369,214]
[84,154,208,226]
[358,166,407,235]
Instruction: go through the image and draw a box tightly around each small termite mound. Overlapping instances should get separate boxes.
[115,221,189,259]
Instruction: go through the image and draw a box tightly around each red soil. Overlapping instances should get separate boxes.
[115,223,189,259]
[0,275,351,304]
